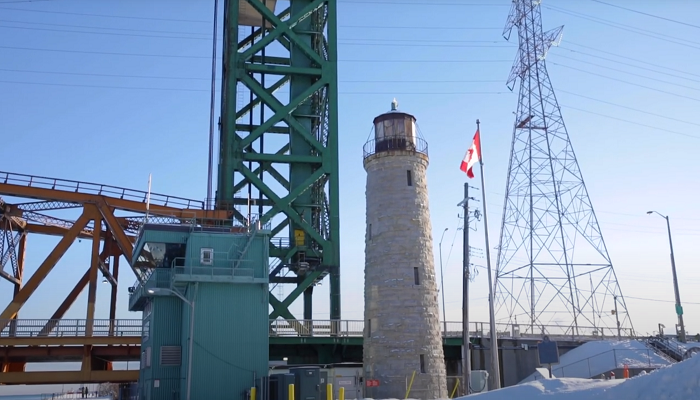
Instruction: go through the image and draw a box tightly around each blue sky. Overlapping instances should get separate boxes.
[2,0,700,392]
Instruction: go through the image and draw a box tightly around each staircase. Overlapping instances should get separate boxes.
[647,337,684,362]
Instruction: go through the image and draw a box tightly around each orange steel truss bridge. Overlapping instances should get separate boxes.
[0,171,230,385]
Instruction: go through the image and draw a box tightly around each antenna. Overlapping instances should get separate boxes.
[145,173,152,224]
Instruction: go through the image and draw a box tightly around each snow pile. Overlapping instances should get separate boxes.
[460,352,700,399]
[521,339,671,381]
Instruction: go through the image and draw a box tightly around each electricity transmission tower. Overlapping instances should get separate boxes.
[495,0,633,337]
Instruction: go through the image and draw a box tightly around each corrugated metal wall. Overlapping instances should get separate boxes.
[185,232,269,279]
[138,230,269,399]
[145,296,183,400]
[185,282,269,399]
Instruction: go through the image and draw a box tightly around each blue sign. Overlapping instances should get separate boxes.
[537,340,560,365]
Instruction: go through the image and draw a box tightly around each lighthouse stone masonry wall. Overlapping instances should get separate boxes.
[363,150,448,400]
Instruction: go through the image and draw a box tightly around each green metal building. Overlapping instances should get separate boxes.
[129,222,270,400]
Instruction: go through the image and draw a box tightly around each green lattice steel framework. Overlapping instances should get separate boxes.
[216,0,340,322]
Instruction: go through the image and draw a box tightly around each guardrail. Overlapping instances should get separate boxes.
[0,318,634,341]
[551,346,671,379]
[0,170,204,210]
[0,319,142,337]
[363,136,428,159]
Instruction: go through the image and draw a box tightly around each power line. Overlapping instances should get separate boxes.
[0,45,512,63]
[565,41,700,79]
[339,41,513,48]
[2,77,696,140]
[589,0,700,30]
[557,89,700,129]
[625,296,700,305]
[558,46,700,84]
[0,18,211,36]
[560,105,700,140]
[551,62,700,104]
[340,0,507,6]
[554,53,700,89]
[0,24,213,40]
[0,80,509,95]
[341,24,500,30]
[0,67,212,80]
[0,6,211,23]
[0,44,213,59]
[544,4,700,51]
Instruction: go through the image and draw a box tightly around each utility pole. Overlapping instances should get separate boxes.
[439,228,449,337]
[613,295,621,340]
[458,184,471,395]
[647,211,686,343]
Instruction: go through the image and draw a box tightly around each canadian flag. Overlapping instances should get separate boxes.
[459,129,481,179]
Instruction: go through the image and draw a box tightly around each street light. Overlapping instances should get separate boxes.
[148,285,199,400]
[646,211,686,343]
[439,228,449,337]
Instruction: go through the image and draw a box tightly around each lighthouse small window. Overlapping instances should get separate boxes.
[368,224,372,240]
[413,267,420,285]
[406,170,413,186]
[419,354,426,373]
[367,319,371,337]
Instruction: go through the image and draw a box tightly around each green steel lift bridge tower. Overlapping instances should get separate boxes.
[215,0,340,323]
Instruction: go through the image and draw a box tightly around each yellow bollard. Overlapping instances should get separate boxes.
[251,387,257,400]
[339,387,345,400]
[449,379,460,399]
[289,384,295,400]
[404,371,416,399]
[326,383,333,400]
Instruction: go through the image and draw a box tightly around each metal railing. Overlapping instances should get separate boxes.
[551,346,670,379]
[0,170,204,209]
[172,266,255,279]
[1,318,639,341]
[363,136,428,159]
[0,319,142,337]
[490,322,636,340]
[270,319,364,337]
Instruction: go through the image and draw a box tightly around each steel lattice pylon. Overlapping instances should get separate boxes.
[495,0,633,338]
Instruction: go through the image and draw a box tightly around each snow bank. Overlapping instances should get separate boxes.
[521,339,671,381]
[458,352,700,399]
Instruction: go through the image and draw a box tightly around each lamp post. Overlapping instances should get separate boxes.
[148,284,199,400]
[646,211,686,343]
[439,228,449,336]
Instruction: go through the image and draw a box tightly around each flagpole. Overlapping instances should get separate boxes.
[476,119,502,390]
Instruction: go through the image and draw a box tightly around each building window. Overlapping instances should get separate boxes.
[420,354,426,373]
[368,224,372,240]
[407,170,413,186]
[414,267,420,285]
[200,248,214,265]
[367,319,371,337]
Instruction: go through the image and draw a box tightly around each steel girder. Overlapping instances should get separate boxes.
[0,171,234,378]
[217,0,340,323]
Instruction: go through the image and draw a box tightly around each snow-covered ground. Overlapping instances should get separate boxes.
[458,351,700,399]
[520,339,671,381]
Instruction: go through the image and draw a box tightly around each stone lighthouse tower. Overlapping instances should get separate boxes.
[363,99,447,399]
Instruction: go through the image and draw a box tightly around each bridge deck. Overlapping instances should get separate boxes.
[0,318,627,384]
